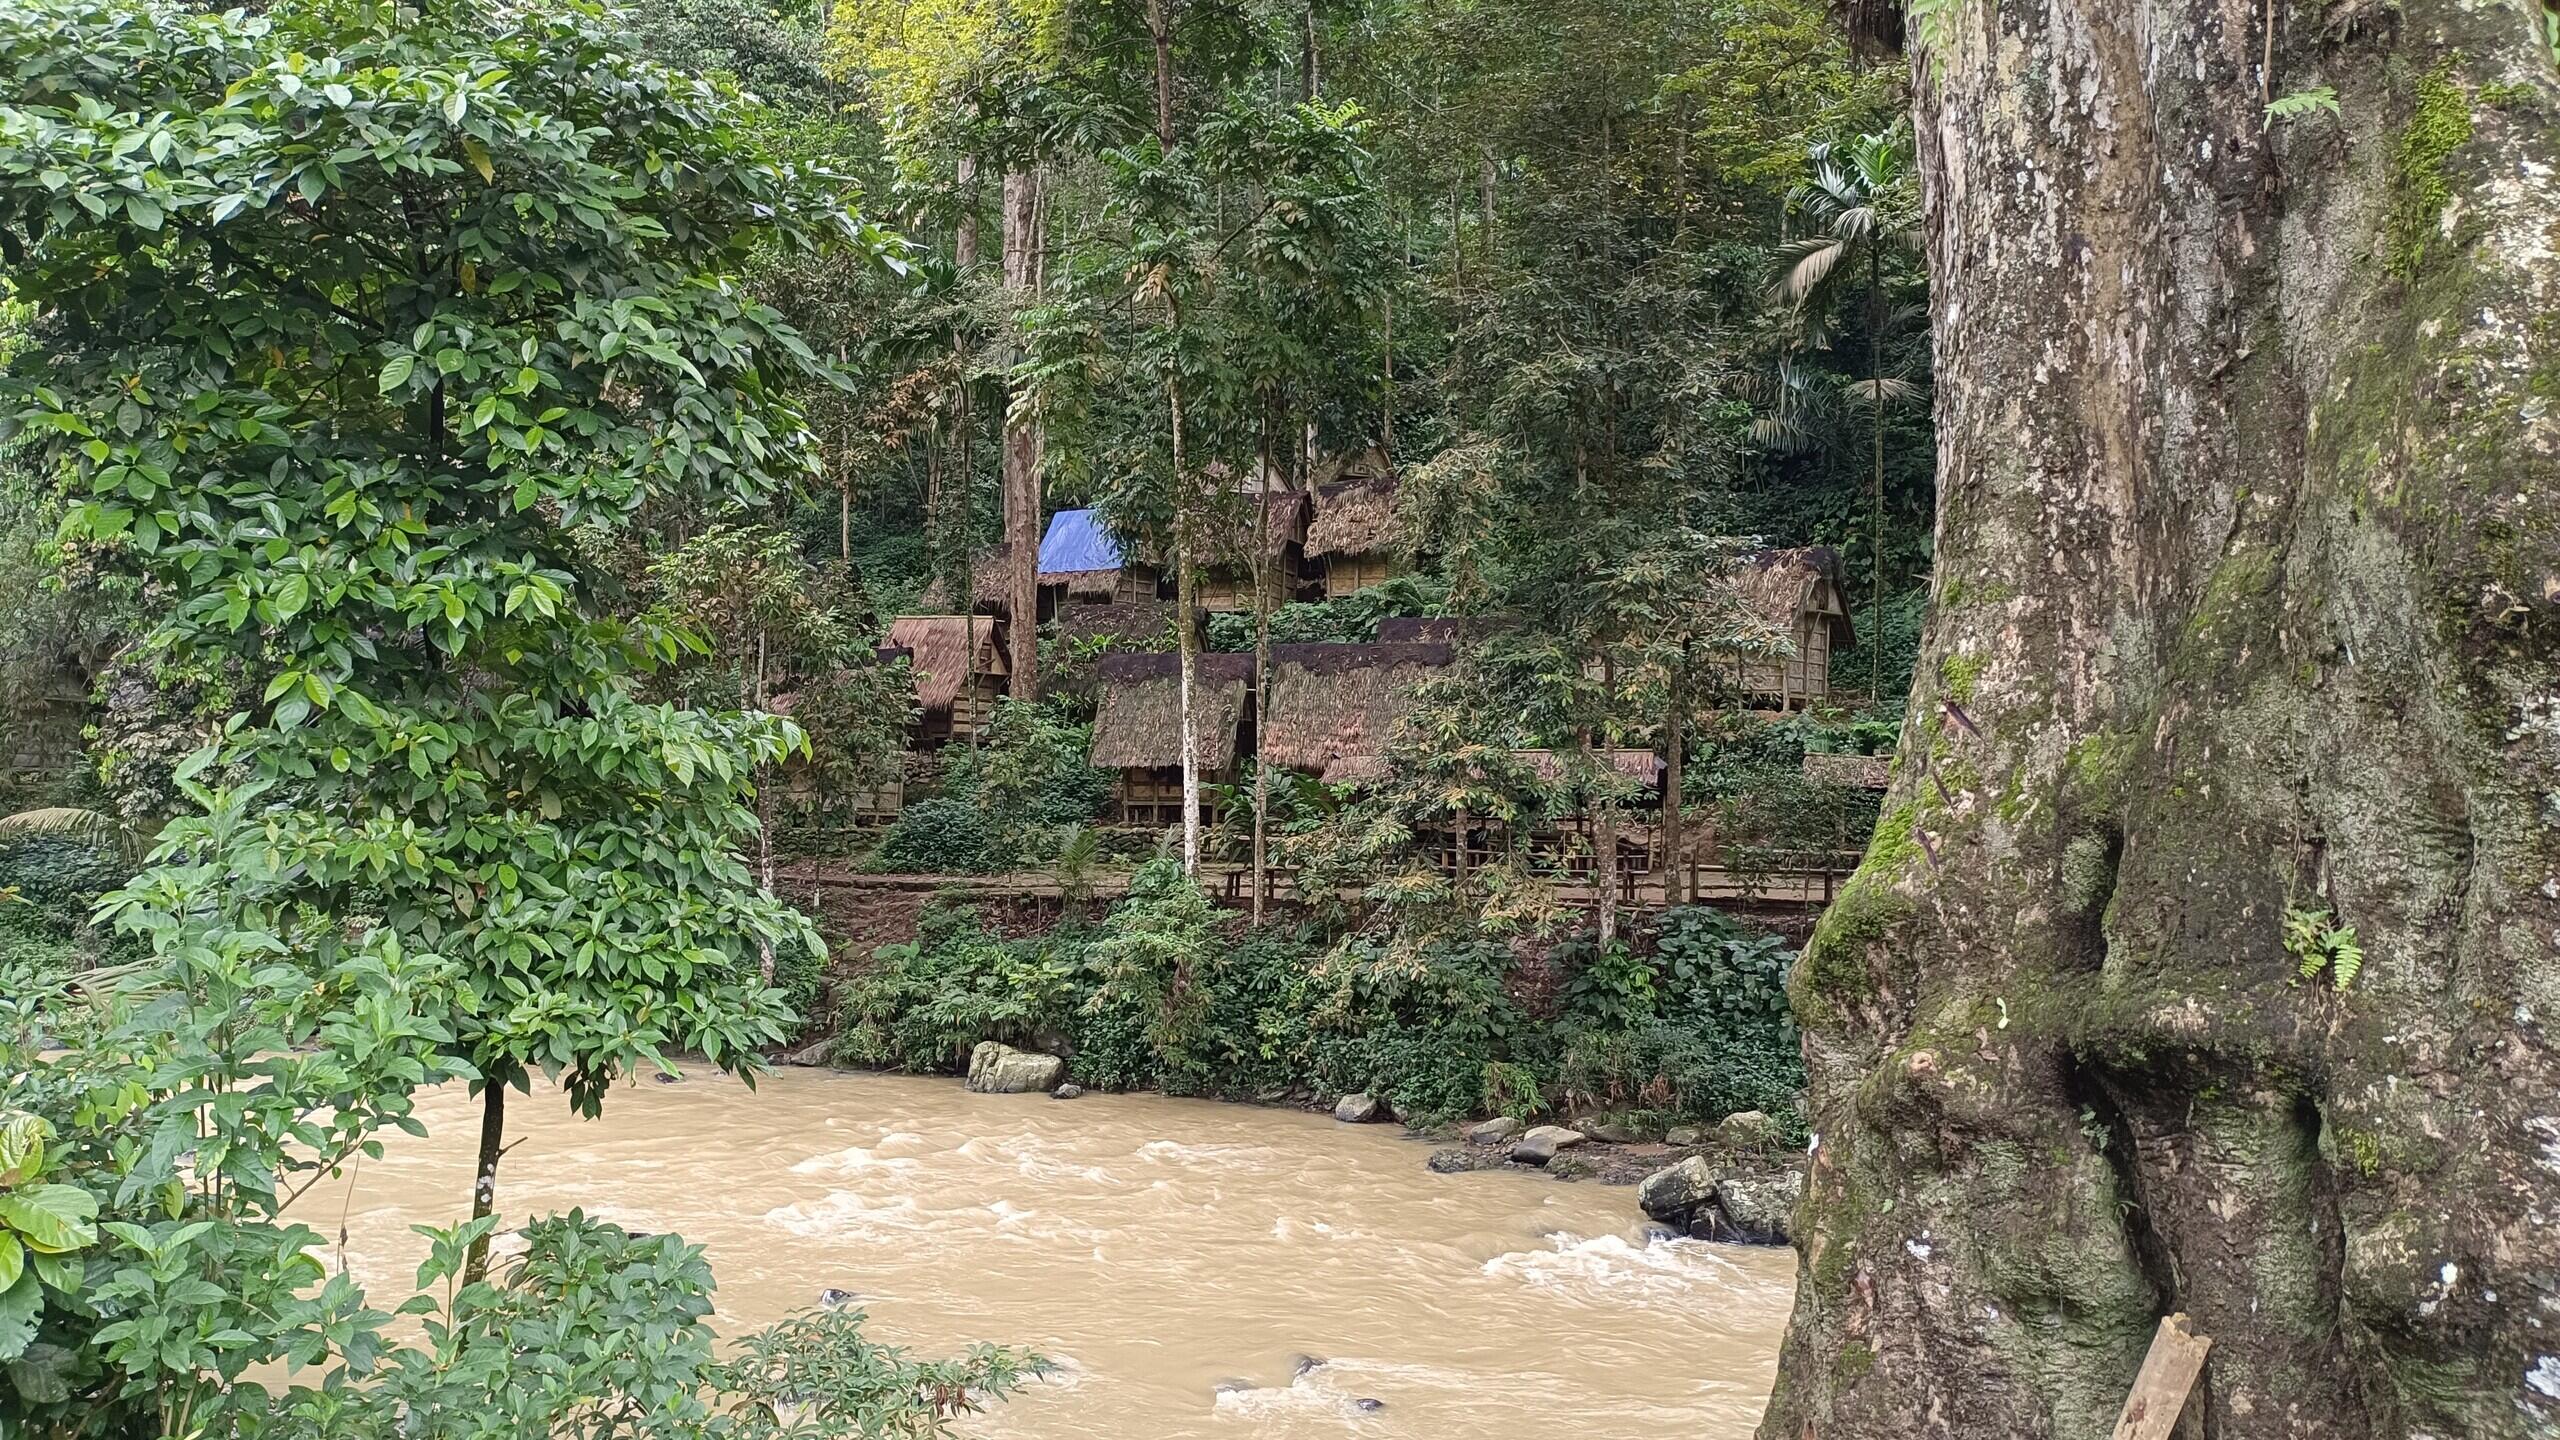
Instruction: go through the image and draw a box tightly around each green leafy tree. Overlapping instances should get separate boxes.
[0,0,902,1281]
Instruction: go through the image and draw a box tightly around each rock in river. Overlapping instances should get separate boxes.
[966,1041,1065,1095]
[1051,1082,1084,1100]
[1704,1169,1802,1245]
[1510,1125,1587,1166]
[1334,1092,1382,1124]
[1636,1156,1718,1223]
[1717,1108,1781,1148]
[1468,1115,1524,1144]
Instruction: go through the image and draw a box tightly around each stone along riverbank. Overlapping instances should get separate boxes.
[329,1067,1796,1438]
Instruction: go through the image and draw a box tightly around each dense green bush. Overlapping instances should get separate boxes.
[1202,574,1449,652]
[837,905,1079,1071]
[834,888,1805,1134]
[869,798,995,874]
[867,702,1112,874]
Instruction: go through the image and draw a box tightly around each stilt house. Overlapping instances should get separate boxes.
[1196,489,1314,613]
[1086,652,1255,826]
[1259,641,1454,779]
[883,615,1008,747]
[1724,547,1856,710]
[1304,447,1413,597]
[1038,509,1163,608]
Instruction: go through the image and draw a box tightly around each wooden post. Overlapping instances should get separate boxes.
[2111,1314,2212,1440]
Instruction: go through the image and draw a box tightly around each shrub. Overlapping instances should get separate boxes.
[870,798,994,874]
[1307,1025,1496,1124]
[1084,860,1220,1085]
[837,905,1078,1070]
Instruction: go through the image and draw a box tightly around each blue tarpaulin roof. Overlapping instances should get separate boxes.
[1037,509,1125,577]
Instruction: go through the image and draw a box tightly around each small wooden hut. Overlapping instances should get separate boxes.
[1305,475,1412,597]
[1196,490,1313,613]
[1086,652,1255,826]
[1724,547,1856,710]
[1038,508,1163,608]
[1259,641,1453,777]
[883,615,1008,747]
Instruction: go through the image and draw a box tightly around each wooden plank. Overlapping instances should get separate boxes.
[2111,1313,2212,1440]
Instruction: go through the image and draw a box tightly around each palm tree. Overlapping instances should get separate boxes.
[1759,126,1924,699]
[0,805,152,867]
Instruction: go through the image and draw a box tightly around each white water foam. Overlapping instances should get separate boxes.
[1481,1231,1755,1303]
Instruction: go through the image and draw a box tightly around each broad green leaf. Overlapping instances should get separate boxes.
[0,1187,95,1255]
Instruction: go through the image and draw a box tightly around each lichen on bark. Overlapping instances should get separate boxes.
[1762,3,2560,1437]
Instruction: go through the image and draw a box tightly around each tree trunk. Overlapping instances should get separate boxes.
[1766,7,2560,1440]
[1300,1,1318,100]
[1002,165,1043,701]
[1145,0,1175,148]
[1867,243,1886,700]
[1662,664,1684,908]
[1173,382,1200,877]
[459,1081,505,1286]
[1252,407,1276,922]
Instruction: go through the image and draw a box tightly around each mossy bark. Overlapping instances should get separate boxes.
[1764,4,2560,1437]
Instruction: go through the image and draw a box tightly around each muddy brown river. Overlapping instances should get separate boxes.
[321,1068,1794,1438]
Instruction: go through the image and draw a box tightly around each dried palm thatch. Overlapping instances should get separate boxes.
[1304,475,1410,561]
[1735,546,1855,643]
[1311,443,1393,487]
[1260,642,1452,772]
[1087,652,1254,770]
[884,615,1006,713]
[1056,597,1181,649]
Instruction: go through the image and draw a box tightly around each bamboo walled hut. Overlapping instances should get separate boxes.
[1723,547,1856,710]
[1086,652,1255,826]
[1261,641,1453,779]
[1037,508,1162,607]
[1195,488,1313,613]
[1304,446,1413,597]
[882,615,1008,747]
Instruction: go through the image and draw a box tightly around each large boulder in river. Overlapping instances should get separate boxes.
[1717,1109,1782,1149]
[965,1041,1065,1094]
[1511,1125,1587,1166]
[1468,1115,1524,1144]
[1333,1092,1382,1124]
[1637,1156,1719,1223]
[1700,1168,1804,1246]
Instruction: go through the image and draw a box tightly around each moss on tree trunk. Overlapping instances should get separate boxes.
[1765,4,2560,1437]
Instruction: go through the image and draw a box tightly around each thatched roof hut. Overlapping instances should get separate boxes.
[1721,547,1856,709]
[1260,642,1452,774]
[1086,652,1254,772]
[1037,508,1146,599]
[1737,546,1855,643]
[1304,475,1409,562]
[884,615,1006,715]
[1311,443,1393,488]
